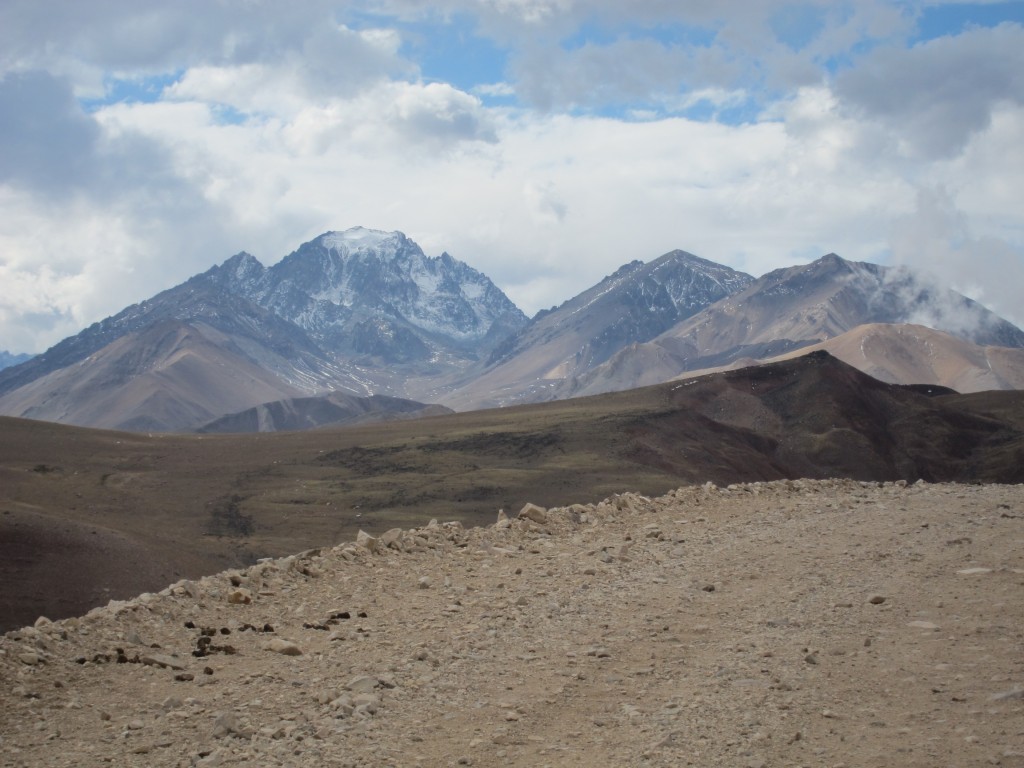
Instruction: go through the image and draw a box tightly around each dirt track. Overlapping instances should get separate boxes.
[2,479,1022,767]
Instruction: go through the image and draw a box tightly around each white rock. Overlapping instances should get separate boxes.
[356,530,379,553]
[518,503,548,525]
[264,639,303,656]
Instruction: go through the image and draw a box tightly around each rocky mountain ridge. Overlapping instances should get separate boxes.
[1,236,1023,431]
[442,250,755,410]
[0,351,31,371]
[0,229,528,431]
[546,253,1024,401]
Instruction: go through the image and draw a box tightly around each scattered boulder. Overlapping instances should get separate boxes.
[356,530,379,553]
[518,503,548,525]
[212,712,253,740]
[226,588,253,605]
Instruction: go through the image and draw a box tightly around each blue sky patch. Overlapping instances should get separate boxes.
[81,71,181,112]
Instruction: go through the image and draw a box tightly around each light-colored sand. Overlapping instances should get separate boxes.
[2,479,1022,767]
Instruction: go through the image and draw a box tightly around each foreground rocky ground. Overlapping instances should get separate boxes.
[1,479,1022,767]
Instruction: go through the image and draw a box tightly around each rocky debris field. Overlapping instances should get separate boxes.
[1,479,1022,767]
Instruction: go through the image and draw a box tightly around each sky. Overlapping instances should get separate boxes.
[1,0,1023,354]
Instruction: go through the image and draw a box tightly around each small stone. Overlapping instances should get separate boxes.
[18,651,40,666]
[141,654,186,670]
[226,588,253,605]
[212,712,252,740]
[127,719,145,730]
[804,653,819,665]
[347,675,379,693]
[518,503,548,525]
[264,639,302,656]
[175,673,195,682]
[356,530,379,553]
[868,595,886,605]
[418,576,432,589]
[495,510,511,529]
[33,616,51,628]
[957,567,993,575]
[503,710,520,721]
[702,585,716,592]
[907,621,939,630]
[990,687,1024,702]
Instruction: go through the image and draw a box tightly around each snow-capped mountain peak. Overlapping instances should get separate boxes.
[317,227,401,253]
[219,229,528,359]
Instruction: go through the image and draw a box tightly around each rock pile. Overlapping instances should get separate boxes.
[1,479,1022,766]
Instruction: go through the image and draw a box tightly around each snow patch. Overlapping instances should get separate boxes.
[319,227,396,253]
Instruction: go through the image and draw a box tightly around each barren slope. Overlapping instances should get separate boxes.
[660,324,1024,396]
[0,321,313,432]
[2,480,1021,767]
[564,254,1024,399]
[2,352,1024,631]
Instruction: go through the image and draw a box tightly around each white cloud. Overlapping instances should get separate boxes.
[0,1,1022,353]
[888,186,1024,328]
[834,22,1024,158]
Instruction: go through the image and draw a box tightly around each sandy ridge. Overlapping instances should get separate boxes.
[2,479,1023,767]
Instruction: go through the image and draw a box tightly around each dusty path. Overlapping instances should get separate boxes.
[2,479,1022,767]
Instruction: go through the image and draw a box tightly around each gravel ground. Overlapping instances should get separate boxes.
[2,478,1022,767]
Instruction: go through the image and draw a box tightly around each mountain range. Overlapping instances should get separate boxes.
[0,229,1022,431]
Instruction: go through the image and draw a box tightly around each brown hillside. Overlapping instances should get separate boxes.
[1,351,1023,631]
[670,324,1024,395]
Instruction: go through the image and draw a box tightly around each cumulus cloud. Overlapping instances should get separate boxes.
[835,23,1024,159]
[0,72,100,195]
[0,1,1021,354]
[510,38,698,112]
[164,24,411,115]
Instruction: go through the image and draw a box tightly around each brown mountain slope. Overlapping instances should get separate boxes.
[560,254,1024,399]
[0,321,314,431]
[197,393,453,434]
[666,324,1024,394]
[440,251,753,410]
[1,351,1023,630]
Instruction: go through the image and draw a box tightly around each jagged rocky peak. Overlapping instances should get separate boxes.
[201,228,528,348]
[0,351,32,372]
[203,251,267,291]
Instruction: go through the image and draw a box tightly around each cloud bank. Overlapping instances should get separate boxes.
[0,1,1021,352]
